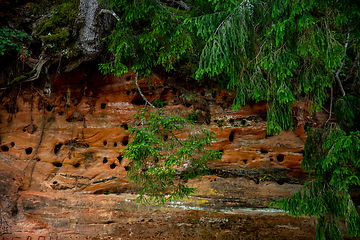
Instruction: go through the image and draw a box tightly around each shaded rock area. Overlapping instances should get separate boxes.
[0,67,326,238]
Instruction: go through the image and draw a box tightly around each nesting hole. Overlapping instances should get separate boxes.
[121,123,128,130]
[35,158,41,162]
[126,91,130,95]
[1,145,9,152]
[229,119,234,124]
[122,136,129,146]
[53,181,58,185]
[73,163,80,168]
[243,160,248,164]
[229,131,235,142]
[260,149,268,154]
[277,180,285,185]
[241,119,247,125]
[46,105,54,112]
[110,162,116,169]
[131,89,136,94]
[54,143,63,155]
[103,140,107,146]
[126,76,131,81]
[270,157,274,162]
[184,103,192,108]
[52,162,63,167]
[25,147,33,155]
[276,155,285,162]
[131,98,146,105]
[200,92,205,96]
[124,166,130,171]
[101,103,107,109]
[103,157,108,164]
[10,142,15,147]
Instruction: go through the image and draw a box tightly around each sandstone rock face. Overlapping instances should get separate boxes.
[0,68,323,238]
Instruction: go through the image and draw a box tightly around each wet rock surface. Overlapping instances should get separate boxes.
[0,68,324,238]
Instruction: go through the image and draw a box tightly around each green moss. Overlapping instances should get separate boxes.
[36,0,79,37]
[42,27,69,43]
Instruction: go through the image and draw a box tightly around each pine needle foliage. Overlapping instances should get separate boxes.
[270,125,360,239]
[185,0,360,134]
[122,109,222,205]
[99,0,197,76]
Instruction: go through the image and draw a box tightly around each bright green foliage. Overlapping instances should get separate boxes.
[185,0,360,134]
[99,0,198,76]
[0,26,32,55]
[152,98,167,108]
[271,126,360,239]
[122,109,222,205]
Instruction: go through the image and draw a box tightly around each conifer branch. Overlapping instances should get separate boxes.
[134,71,157,110]
[100,9,120,21]
[335,22,351,97]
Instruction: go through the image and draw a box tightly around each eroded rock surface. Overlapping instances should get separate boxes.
[0,68,324,238]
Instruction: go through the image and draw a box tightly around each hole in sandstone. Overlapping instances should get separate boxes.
[229,119,234,123]
[11,142,15,147]
[25,147,33,155]
[110,162,116,169]
[124,166,130,171]
[52,162,62,167]
[229,131,235,142]
[122,136,129,146]
[126,76,131,81]
[254,178,259,184]
[46,105,53,112]
[241,119,246,125]
[58,111,64,116]
[243,160,248,164]
[23,128,26,132]
[126,91,130,95]
[103,140,107,146]
[270,157,273,162]
[114,142,117,147]
[73,163,80,168]
[132,89,136,94]
[54,143,63,155]
[276,155,284,162]
[101,103,107,109]
[53,181,58,184]
[103,157,108,164]
[117,155,123,164]
[260,149,268,154]
[184,103,192,108]
[277,180,285,185]
[121,123,128,130]
[1,145,9,152]
[200,92,205,96]
[131,98,146,105]
[35,158,41,162]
